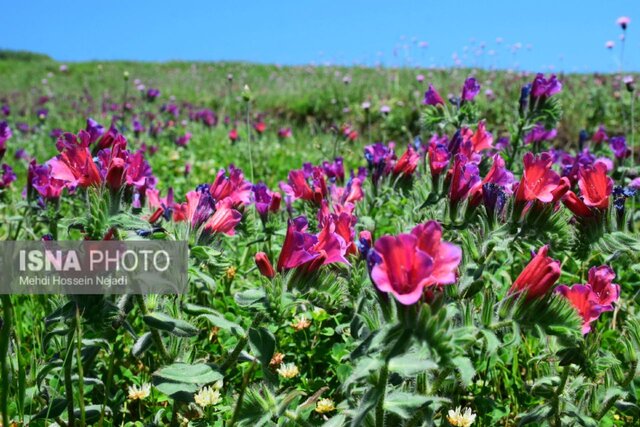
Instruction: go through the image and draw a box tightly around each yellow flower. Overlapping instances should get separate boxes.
[315,398,336,414]
[194,385,221,408]
[292,316,311,331]
[447,406,476,427]
[226,266,237,280]
[127,383,151,401]
[276,363,299,379]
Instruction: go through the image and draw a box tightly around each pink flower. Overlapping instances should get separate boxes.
[448,154,480,204]
[370,221,461,305]
[203,199,242,236]
[617,16,631,30]
[556,284,608,334]
[371,233,435,305]
[411,221,462,286]
[587,265,620,308]
[209,165,253,207]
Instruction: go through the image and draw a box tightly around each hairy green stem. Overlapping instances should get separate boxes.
[0,295,13,427]
[135,295,170,363]
[75,308,86,426]
[63,321,76,427]
[375,363,389,427]
[228,361,257,427]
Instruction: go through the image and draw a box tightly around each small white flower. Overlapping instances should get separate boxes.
[315,398,336,414]
[194,385,221,408]
[127,383,151,401]
[447,406,476,427]
[277,363,299,379]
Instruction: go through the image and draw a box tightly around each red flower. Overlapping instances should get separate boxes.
[411,221,462,286]
[49,132,101,189]
[562,191,593,217]
[393,145,420,176]
[509,245,561,299]
[515,152,560,203]
[469,120,494,152]
[255,252,275,278]
[578,162,613,209]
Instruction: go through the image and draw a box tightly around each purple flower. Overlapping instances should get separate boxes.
[175,132,192,147]
[146,88,160,102]
[482,183,507,221]
[14,149,30,161]
[322,157,345,183]
[380,105,391,115]
[531,74,562,99]
[423,84,445,106]
[85,118,105,144]
[132,119,145,136]
[461,77,480,102]
[524,123,558,144]
[1,105,9,116]
[610,136,630,159]
[0,164,16,189]
[36,108,49,120]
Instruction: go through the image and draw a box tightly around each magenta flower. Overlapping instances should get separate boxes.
[209,165,253,207]
[423,84,445,106]
[592,125,608,144]
[587,265,620,308]
[524,123,558,145]
[252,182,281,223]
[370,221,461,305]
[0,164,16,189]
[461,77,480,102]
[448,154,480,205]
[531,74,562,99]
[175,132,192,147]
[0,121,11,161]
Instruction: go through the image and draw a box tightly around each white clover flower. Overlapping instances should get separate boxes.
[127,383,151,401]
[447,406,476,427]
[315,398,336,414]
[277,363,299,379]
[194,385,222,408]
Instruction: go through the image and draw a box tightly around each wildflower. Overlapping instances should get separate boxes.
[292,316,311,331]
[229,128,239,143]
[0,164,16,189]
[85,118,105,144]
[253,182,281,223]
[605,40,615,49]
[127,383,151,401]
[428,139,450,179]
[194,385,222,408]
[524,123,557,145]
[578,162,613,209]
[469,121,494,152]
[255,252,275,278]
[380,105,391,115]
[461,77,480,102]
[146,88,160,102]
[225,266,237,280]
[448,154,480,207]
[509,245,561,300]
[617,16,631,30]
[592,125,608,144]
[393,145,420,176]
[587,265,620,308]
[254,120,266,134]
[556,284,608,334]
[530,74,562,99]
[515,152,560,203]
[277,363,299,379]
[175,132,191,147]
[370,221,461,305]
[447,406,477,427]
[31,162,65,200]
[49,132,102,189]
[610,136,630,159]
[270,352,285,367]
[278,127,292,138]
[423,84,445,106]
[315,398,336,414]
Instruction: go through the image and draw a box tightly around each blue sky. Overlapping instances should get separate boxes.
[3,0,640,72]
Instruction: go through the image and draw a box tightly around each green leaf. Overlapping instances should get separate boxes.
[31,397,67,420]
[452,356,475,387]
[143,312,199,337]
[131,332,154,358]
[235,289,267,307]
[388,353,438,377]
[153,363,222,401]
[197,312,244,336]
